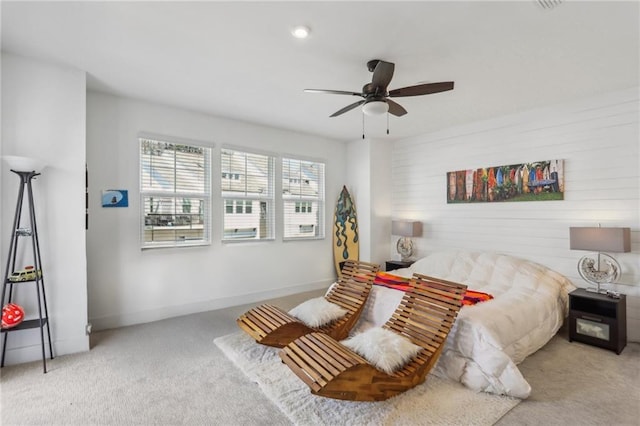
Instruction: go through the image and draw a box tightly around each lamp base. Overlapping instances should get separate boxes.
[396,237,414,262]
[577,253,620,295]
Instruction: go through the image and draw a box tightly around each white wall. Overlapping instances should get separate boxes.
[369,139,393,265]
[346,138,392,266]
[1,53,89,364]
[391,87,640,341]
[346,139,371,261]
[86,92,346,330]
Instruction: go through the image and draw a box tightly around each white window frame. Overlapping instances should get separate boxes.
[139,135,212,249]
[221,147,275,242]
[282,156,325,241]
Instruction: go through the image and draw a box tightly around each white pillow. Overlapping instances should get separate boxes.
[342,327,422,374]
[288,297,348,328]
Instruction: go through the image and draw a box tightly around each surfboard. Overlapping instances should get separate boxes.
[465,169,474,201]
[448,172,456,201]
[522,164,529,193]
[333,185,359,276]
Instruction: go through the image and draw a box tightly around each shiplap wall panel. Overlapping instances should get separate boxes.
[391,87,639,341]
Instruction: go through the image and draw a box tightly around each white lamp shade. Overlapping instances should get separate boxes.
[569,227,631,253]
[392,221,423,237]
[2,155,48,172]
[362,100,389,116]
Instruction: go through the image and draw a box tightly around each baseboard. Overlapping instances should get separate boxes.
[90,279,332,332]
[1,334,89,367]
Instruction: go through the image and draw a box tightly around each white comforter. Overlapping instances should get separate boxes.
[352,250,576,399]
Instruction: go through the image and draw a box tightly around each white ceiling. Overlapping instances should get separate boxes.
[2,1,639,142]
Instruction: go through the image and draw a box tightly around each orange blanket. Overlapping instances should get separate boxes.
[373,271,493,306]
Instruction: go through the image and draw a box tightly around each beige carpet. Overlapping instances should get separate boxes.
[2,295,637,426]
[215,332,520,426]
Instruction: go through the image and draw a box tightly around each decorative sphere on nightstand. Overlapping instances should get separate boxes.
[396,237,414,262]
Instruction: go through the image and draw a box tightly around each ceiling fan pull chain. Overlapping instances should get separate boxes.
[362,112,365,139]
[387,112,390,135]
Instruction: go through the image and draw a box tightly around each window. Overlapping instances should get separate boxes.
[225,200,253,214]
[295,201,312,213]
[282,157,325,240]
[140,137,211,248]
[221,148,275,241]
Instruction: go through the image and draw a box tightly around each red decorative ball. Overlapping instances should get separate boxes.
[2,303,25,329]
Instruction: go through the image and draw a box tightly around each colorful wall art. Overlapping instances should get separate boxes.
[447,159,564,203]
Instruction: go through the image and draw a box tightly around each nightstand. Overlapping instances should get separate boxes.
[568,288,626,354]
[385,260,414,272]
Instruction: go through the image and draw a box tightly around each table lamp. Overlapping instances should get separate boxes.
[569,226,631,294]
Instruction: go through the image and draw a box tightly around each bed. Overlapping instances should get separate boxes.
[350,249,576,398]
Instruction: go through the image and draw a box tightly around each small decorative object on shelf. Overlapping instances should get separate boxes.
[569,288,626,354]
[8,266,42,282]
[16,228,32,236]
[2,303,25,329]
[1,157,54,373]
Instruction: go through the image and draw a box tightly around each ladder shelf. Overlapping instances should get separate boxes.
[1,170,53,373]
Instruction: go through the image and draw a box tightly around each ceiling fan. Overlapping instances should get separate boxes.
[305,59,454,118]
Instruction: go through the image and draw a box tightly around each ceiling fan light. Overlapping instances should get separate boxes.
[362,100,389,116]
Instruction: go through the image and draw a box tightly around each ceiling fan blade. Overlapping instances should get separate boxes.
[386,99,407,117]
[371,61,395,92]
[389,81,454,97]
[330,100,366,117]
[305,89,364,97]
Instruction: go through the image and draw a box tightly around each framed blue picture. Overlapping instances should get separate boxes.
[102,189,128,208]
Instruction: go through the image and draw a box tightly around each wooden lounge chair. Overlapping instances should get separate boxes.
[279,273,467,401]
[236,260,379,348]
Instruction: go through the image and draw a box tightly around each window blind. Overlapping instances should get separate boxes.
[221,148,275,241]
[140,137,211,248]
[282,157,325,240]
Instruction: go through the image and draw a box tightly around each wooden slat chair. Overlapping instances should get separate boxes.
[279,273,467,401]
[236,260,379,348]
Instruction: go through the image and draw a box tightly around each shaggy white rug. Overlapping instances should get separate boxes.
[214,332,520,425]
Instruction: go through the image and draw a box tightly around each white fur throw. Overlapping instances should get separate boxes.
[288,297,348,328]
[342,327,422,374]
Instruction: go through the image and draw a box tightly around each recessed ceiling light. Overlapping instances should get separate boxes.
[291,26,310,39]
